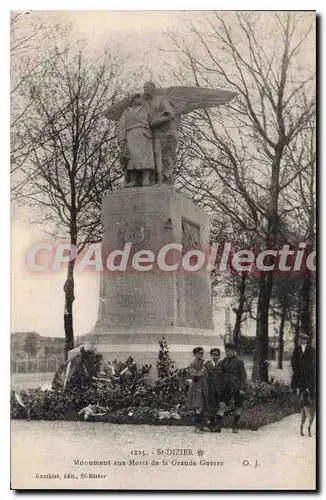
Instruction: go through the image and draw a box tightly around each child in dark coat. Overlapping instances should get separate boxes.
[215,343,247,433]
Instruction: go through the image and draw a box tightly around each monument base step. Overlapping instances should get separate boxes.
[68,338,224,375]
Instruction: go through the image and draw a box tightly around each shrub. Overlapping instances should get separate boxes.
[157,337,175,378]
[12,339,298,429]
[65,347,103,391]
[11,378,298,429]
[242,380,293,410]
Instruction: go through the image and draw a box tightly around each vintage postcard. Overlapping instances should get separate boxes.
[10,10,316,490]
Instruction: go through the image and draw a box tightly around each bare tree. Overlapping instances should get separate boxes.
[282,113,316,344]
[164,11,315,381]
[11,12,69,197]
[19,41,129,358]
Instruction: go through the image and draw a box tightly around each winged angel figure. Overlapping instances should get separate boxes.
[105,81,236,187]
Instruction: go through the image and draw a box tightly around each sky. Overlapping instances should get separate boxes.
[11,10,196,336]
[11,10,315,337]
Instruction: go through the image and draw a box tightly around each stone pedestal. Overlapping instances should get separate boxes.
[69,186,219,368]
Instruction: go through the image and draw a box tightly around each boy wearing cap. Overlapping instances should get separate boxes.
[215,343,247,433]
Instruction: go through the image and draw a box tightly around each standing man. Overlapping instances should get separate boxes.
[205,348,221,432]
[215,343,247,434]
[291,333,316,399]
[143,81,180,185]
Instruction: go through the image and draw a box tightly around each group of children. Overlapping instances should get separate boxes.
[187,343,247,433]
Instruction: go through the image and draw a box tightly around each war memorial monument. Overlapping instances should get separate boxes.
[68,81,236,368]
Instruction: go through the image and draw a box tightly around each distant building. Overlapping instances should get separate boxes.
[11,332,65,356]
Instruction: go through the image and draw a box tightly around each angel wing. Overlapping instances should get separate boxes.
[163,86,237,116]
[104,94,133,121]
[104,86,236,121]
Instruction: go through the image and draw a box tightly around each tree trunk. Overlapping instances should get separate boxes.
[300,244,313,344]
[252,149,281,382]
[233,272,247,350]
[63,177,77,360]
[277,301,287,369]
[252,273,273,382]
[294,295,301,348]
[300,275,311,337]
[63,257,76,360]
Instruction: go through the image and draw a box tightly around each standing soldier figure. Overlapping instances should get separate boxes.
[215,343,247,433]
[142,80,178,185]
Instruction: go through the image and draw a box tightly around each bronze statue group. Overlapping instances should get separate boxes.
[105,81,236,188]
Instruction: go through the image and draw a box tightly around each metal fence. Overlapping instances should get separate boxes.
[11,356,64,374]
